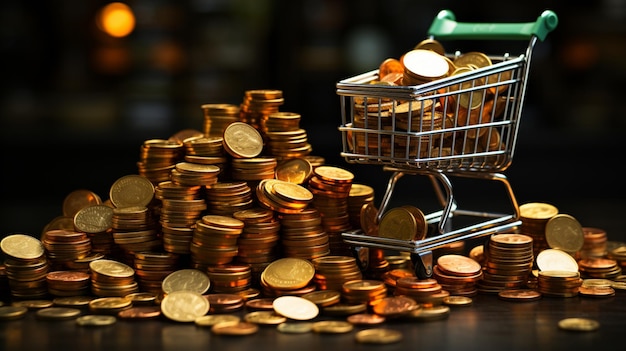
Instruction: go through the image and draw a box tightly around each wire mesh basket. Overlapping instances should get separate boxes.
[337,9,558,277]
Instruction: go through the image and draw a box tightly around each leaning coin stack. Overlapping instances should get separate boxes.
[432,254,483,297]
[190,214,245,269]
[259,257,316,297]
[307,165,355,256]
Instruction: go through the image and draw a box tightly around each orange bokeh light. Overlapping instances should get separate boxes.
[97,2,135,38]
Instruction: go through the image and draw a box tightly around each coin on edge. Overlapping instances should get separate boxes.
[355,328,403,344]
[558,317,600,332]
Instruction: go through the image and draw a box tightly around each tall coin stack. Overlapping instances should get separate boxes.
[307,165,355,256]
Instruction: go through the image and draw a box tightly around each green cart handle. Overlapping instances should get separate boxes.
[427,9,558,42]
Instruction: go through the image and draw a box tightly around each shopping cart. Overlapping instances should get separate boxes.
[337,9,558,278]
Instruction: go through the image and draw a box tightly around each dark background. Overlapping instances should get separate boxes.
[1,0,624,242]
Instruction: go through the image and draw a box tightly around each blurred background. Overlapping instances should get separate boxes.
[1,0,624,242]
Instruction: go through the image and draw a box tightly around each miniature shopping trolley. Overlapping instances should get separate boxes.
[337,9,558,278]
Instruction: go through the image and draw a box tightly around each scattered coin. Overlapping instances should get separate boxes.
[346,313,386,325]
[244,311,287,325]
[195,314,241,327]
[355,328,403,344]
[558,317,600,332]
[272,295,319,321]
[276,322,314,334]
[498,289,542,302]
[443,295,473,306]
[36,307,82,321]
[311,320,354,334]
[12,300,54,310]
[160,290,209,323]
[211,321,259,336]
[0,306,28,321]
[76,314,117,327]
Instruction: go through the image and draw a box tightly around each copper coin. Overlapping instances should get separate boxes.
[498,289,542,302]
[346,313,386,325]
[117,306,162,320]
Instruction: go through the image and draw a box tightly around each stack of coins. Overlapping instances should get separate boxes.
[381,268,415,294]
[111,206,161,258]
[312,255,363,291]
[155,180,203,255]
[1,234,51,299]
[42,229,92,270]
[477,233,534,294]
[259,257,316,297]
[205,264,253,294]
[518,202,559,258]
[578,227,608,259]
[201,103,241,138]
[256,178,314,214]
[432,254,483,297]
[535,248,581,297]
[133,251,180,294]
[274,157,313,185]
[89,259,139,297]
[204,181,254,216]
[308,166,354,256]
[279,209,330,260]
[393,277,449,306]
[232,207,281,280]
[264,128,313,161]
[137,139,185,184]
[190,215,244,269]
[230,157,277,185]
[240,89,284,132]
[341,279,388,307]
[401,49,450,85]
[206,293,245,314]
[577,258,622,280]
[170,162,221,187]
[46,270,91,297]
[347,183,375,230]
[182,135,229,175]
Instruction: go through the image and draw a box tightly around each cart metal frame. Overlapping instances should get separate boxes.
[337,9,558,278]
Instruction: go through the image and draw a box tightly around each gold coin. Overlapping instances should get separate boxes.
[211,321,259,335]
[355,328,403,344]
[311,320,354,334]
[272,295,319,321]
[1,233,45,260]
[443,295,473,306]
[301,290,342,307]
[161,269,211,294]
[160,290,210,323]
[313,165,354,183]
[261,257,315,290]
[76,314,117,327]
[0,306,28,321]
[558,317,600,332]
[454,51,492,69]
[276,322,314,334]
[346,313,386,325]
[109,174,155,208]
[519,202,558,220]
[414,38,445,55]
[437,254,482,276]
[274,158,312,184]
[545,214,584,253]
[36,307,82,321]
[378,207,418,241]
[73,204,114,234]
[12,299,54,309]
[243,310,286,325]
[222,121,264,158]
[195,314,241,327]
[536,249,579,273]
[498,289,542,302]
[89,259,135,278]
[402,49,449,80]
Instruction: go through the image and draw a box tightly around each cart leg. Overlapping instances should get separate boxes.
[351,246,369,272]
[410,251,433,279]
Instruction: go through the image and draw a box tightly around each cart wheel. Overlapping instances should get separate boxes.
[410,251,433,279]
[351,246,369,272]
